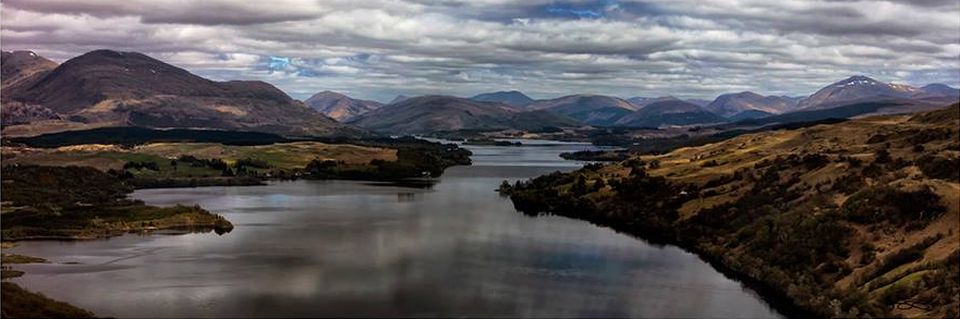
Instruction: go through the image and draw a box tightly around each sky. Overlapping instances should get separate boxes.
[1,0,959,103]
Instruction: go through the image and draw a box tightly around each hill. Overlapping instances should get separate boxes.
[3,50,363,137]
[500,104,960,318]
[470,90,534,107]
[1,51,62,125]
[1,50,57,93]
[303,91,382,121]
[615,100,727,127]
[706,91,800,117]
[527,94,637,126]
[348,95,580,134]
[797,76,917,110]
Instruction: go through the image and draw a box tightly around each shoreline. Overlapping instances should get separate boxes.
[535,210,814,319]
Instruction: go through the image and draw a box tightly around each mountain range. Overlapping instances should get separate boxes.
[3,49,958,137]
[347,95,579,134]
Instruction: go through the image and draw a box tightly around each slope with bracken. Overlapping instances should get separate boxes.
[500,104,960,318]
[3,50,363,137]
[348,95,580,134]
[304,91,383,121]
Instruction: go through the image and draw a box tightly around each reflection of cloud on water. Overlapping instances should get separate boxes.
[6,144,780,318]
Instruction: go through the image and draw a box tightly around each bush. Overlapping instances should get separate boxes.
[842,186,945,225]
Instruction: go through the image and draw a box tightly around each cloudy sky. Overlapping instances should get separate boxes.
[2,0,959,102]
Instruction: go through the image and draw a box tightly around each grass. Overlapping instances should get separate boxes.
[0,254,47,264]
[2,141,398,180]
[134,142,396,168]
[0,282,96,318]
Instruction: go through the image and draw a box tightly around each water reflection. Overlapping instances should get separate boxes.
[7,140,781,318]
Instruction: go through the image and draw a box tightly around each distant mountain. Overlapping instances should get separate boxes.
[727,109,775,121]
[706,91,801,117]
[1,50,58,93]
[389,95,411,104]
[615,100,727,128]
[685,98,711,107]
[916,83,960,99]
[796,75,918,110]
[734,98,950,127]
[527,94,637,126]
[348,95,580,134]
[626,96,680,108]
[4,49,363,137]
[304,91,383,121]
[1,51,62,125]
[470,90,534,107]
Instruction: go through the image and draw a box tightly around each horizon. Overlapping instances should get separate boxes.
[2,0,959,102]
[5,48,956,105]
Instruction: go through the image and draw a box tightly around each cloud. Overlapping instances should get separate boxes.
[1,0,958,102]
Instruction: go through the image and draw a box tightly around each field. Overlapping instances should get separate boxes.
[1,142,396,179]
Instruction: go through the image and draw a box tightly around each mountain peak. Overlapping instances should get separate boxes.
[304,90,382,121]
[470,90,534,107]
[833,75,882,87]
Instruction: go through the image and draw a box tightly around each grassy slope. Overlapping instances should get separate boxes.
[503,104,960,317]
[1,282,96,318]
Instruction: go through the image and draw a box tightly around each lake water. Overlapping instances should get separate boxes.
[8,141,782,318]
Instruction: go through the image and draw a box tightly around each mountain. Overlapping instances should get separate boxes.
[470,90,534,107]
[796,75,918,110]
[685,98,711,107]
[1,51,62,125]
[303,91,383,121]
[527,94,637,126]
[4,49,362,137]
[626,96,681,108]
[615,100,727,128]
[917,83,960,99]
[348,95,580,134]
[727,109,775,121]
[389,95,411,104]
[1,50,58,93]
[733,98,952,127]
[706,91,800,117]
